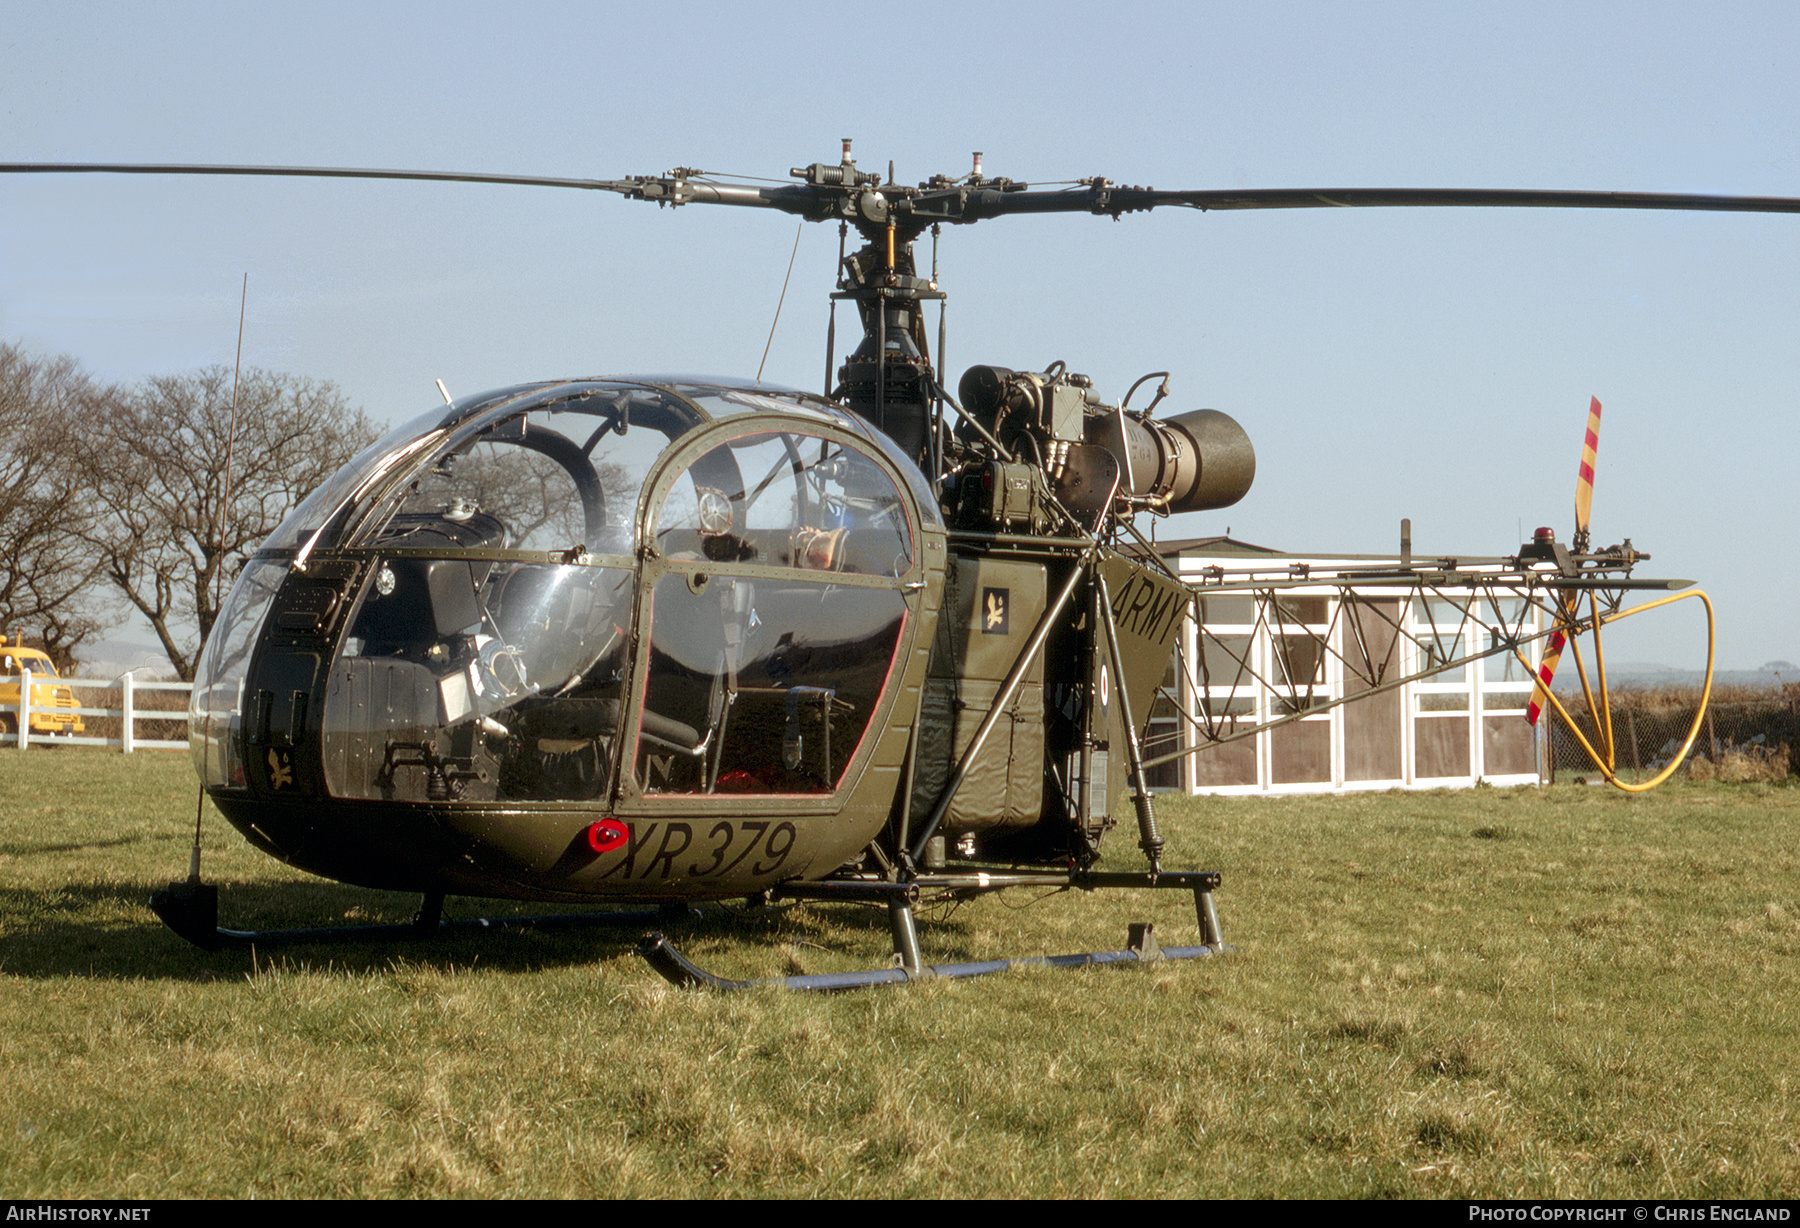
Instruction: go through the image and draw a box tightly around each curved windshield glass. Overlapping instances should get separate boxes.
[323,560,636,802]
[351,384,707,555]
[636,424,919,796]
[259,384,538,551]
[653,429,914,576]
[685,387,846,425]
[191,558,287,786]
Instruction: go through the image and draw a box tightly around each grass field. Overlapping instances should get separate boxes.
[1,750,1795,1199]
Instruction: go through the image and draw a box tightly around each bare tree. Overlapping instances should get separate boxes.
[78,367,378,679]
[0,343,110,670]
[438,443,633,552]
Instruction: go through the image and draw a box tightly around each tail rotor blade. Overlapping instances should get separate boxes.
[1528,396,1602,725]
[1573,396,1601,551]
[1526,626,1568,727]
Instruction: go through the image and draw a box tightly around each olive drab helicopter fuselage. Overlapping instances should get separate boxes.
[184,366,1248,958]
[6,145,1789,987]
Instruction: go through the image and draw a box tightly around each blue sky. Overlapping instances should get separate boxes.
[3,0,1795,668]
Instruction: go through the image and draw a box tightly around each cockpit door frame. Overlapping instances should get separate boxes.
[613,413,935,819]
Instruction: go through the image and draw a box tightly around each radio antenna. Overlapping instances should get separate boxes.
[758,221,804,383]
[213,273,249,613]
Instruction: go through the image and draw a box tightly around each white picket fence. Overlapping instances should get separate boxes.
[2,670,191,751]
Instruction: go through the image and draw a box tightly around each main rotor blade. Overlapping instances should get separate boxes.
[0,161,631,189]
[962,184,1800,218]
[0,162,809,212]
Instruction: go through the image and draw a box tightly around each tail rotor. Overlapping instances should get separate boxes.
[1526,397,1601,728]
[1522,397,1714,791]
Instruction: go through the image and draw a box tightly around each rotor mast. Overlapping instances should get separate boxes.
[615,141,978,468]
[632,140,965,467]
[806,140,945,466]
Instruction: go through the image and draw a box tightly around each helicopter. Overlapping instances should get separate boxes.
[5,146,1793,990]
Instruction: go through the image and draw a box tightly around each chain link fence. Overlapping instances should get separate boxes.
[1547,686,1798,782]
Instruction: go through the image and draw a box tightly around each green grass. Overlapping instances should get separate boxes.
[2,750,1797,1198]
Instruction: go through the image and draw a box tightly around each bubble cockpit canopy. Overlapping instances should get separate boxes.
[192,378,939,808]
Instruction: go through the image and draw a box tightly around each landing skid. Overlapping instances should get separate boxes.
[148,879,692,952]
[149,867,1227,992]
[640,922,1221,992]
[640,867,1229,992]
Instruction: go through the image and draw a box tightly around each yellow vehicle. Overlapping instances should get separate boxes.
[0,636,85,738]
